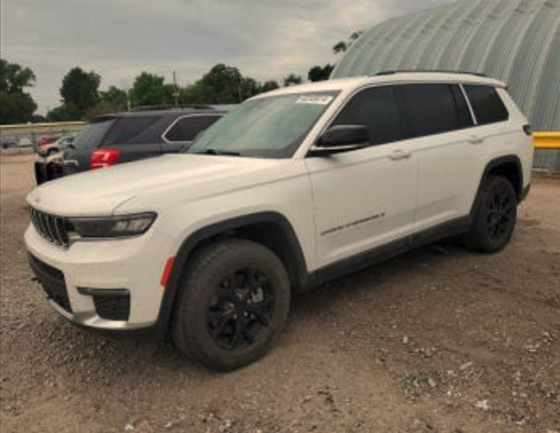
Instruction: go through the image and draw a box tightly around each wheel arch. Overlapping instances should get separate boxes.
[471,155,523,216]
[156,212,308,336]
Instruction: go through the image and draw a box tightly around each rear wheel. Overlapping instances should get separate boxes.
[173,239,290,371]
[464,176,517,253]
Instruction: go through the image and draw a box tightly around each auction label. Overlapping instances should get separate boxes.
[295,95,334,105]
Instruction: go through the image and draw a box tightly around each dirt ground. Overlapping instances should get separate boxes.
[1,150,559,433]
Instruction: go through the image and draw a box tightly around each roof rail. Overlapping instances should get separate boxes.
[130,104,213,112]
[375,70,487,77]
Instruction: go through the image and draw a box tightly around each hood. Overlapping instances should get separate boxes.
[26,154,294,217]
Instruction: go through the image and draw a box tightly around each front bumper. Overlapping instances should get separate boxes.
[25,224,174,330]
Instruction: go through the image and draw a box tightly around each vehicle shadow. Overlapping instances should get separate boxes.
[44,238,471,380]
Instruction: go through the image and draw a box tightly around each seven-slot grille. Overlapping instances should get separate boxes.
[29,207,71,247]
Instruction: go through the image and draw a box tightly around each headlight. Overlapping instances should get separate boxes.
[68,213,157,238]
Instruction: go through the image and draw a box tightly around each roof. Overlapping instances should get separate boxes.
[254,72,505,99]
[332,0,560,132]
[92,106,225,122]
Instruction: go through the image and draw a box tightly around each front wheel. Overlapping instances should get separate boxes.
[464,176,517,253]
[173,239,291,371]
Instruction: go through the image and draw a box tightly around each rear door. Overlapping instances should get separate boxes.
[162,114,222,153]
[398,83,480,233]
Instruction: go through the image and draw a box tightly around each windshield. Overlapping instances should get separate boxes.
[186,91,339,158]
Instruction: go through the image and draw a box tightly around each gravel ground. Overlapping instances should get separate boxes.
[1,151,559,433]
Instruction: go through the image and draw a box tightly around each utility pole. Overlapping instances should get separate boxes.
[173,71,179,106]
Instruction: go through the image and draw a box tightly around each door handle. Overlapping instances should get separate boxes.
[468,136,484,145]
[389,149,411,161]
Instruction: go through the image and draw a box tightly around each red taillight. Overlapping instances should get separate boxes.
[90,148,120,169]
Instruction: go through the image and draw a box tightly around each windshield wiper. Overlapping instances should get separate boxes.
[198,148,241,156]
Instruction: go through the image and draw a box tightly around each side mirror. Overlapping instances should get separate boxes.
[315,125,370,150]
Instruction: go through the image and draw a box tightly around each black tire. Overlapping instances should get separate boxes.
[464,176,517,253]
[173,239,290,371]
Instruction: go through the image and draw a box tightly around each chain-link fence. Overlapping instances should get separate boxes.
[0,122,86,153]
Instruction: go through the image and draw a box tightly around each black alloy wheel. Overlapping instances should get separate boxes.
[485,183,515,242]
[207,266,275,351]
[464,175,517,253]
[174,239,290,371]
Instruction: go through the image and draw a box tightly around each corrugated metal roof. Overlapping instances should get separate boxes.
[331,0,560,170]
[332,0,560,132]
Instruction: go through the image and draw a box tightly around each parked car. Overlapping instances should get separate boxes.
[37,135,76,157]
[17,137,34,148]
[34,105,225,184]
[1,135,19,149]
[1,136,33,149]
[25,72,533,371]
[36,136,60,150]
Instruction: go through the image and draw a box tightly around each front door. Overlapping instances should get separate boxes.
[305,85,417,269]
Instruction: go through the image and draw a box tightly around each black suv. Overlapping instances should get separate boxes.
[35,105,226,184]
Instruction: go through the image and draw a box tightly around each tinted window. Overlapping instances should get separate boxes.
[72,119,115,150]
[401,84,470,139]
[464,85,509,125]
[451,84,475,128]
[165,115,221,142]
[332,86,403,145]
[102,116,160,145]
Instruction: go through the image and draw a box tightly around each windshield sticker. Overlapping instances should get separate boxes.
[295,95,334,105]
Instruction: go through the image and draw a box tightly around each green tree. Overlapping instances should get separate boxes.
[308,64,335,82]
[182,64,261,104]
[31,114,47,123]
[258,80,280,94]
[101,86,128,106]
[333,41,348,54]
[60,67,101,118]
[201,64,245,103]
[283,74,303,87]
[0,58,37,124]
[240,77,258,100]
[130,72,173,107]
[180,81,213,105]
[333,31,363,54]
[46,105,76,122]
[84,85,130,117]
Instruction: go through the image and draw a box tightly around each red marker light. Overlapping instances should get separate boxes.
[160,256,175,290]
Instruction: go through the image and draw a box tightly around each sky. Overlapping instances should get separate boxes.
[1,0,457,114]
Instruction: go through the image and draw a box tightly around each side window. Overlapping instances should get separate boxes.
[451,84,475,128]
[464,85,509,125]
[400,84,470,139]
[164,115,221,142]
[103,116,160,145]
[331,86,404,145]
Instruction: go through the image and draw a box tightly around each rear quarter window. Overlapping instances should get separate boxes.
[464,85,509,125]
[71,119,115,150]
[164,115,222,142]
[102,116,161,145]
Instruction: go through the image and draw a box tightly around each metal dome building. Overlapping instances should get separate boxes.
[331,0,560,170]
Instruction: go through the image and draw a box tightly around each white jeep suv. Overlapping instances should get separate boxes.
[25,72,533,370]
